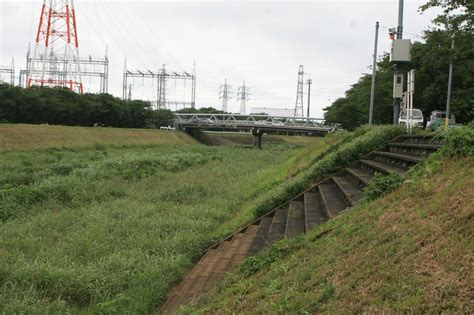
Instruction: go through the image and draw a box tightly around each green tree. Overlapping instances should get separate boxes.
[0,84,159,128]
[420,0,473,32]
[324,54,394,130]
[324,1,473,129]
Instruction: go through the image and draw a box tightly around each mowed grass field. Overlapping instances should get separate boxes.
[0,124,338,313]
[0,124,197,151]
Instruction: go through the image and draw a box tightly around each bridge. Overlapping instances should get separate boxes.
[174,113,335,148]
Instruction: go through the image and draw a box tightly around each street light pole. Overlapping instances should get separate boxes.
[445,37,454,131]
[306,79,312,118]
[369,21,379,126]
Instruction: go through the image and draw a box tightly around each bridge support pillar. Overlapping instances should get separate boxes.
[252,129,264,149]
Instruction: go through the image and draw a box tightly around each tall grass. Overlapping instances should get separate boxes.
[0,140,325,313]
[186,126,474,314]
[0,126,404,313]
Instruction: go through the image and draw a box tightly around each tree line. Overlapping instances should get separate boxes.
[0,84,175,128]
[324,0,473,130]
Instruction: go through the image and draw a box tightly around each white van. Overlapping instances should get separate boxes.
[398,109,424,128]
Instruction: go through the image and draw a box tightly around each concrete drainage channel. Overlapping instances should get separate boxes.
[158,134,443,314]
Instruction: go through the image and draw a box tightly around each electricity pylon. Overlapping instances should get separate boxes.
[294,65,304,117]
[28,0,83,93]
[219,79,232,112]
[237,81,250,115]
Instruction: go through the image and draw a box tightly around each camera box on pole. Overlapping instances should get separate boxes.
[393,73,404,98]
[390,39,412,63]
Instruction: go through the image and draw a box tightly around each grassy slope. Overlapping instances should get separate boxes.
[217,132,347,232]
[0,124,197,150]
[201,132,325,146]
[189,155,474,313]
[0,128,351,313]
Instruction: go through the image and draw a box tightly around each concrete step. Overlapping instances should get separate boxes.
[231,225,259,268]
[159,293,182,315]
[331,174,363,206]
[374,151,423,164]
[202,234,247,292]
[345,166,373,188]
[205,226,259,290]
[212,233,245,275]
[387,142,442,156]
[397,134,442,145]
[303,191,329,232]
[319,180,349,217]
[246,216,273,256]
[178,249,215,295]
[265,207,288,244]
[285,200,305,238]
[159,249,216,314]
[360,159,406,176]
[188,241,230,295]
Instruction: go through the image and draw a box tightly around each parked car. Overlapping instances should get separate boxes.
[398,109,424,128]
[426,110,456,131]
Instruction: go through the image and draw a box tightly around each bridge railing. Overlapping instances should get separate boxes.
[175,113,328,128]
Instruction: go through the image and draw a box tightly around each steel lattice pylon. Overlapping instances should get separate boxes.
[237,81,250,115]
[294,65,304,117]
[219,79,231,113]
[28,0,83,93]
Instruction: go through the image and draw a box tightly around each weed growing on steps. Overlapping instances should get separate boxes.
[252,125,404,217]
[362,173,404,201]
[221,125,405,278]
[362,123,474,202]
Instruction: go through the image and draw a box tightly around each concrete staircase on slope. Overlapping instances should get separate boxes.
[159,134,443,314]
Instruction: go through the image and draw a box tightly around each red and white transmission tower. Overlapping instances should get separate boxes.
[28,0,83,93]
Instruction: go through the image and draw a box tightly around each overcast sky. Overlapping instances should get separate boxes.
[0,0,440,116]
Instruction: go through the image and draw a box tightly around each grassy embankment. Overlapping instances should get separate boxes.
[188,126,474,313]
[0,124,197,151]
[0,124,353,313]
[198,131,325,146]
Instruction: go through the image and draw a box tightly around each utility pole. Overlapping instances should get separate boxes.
[191,60,197,109]
[407,69,415,133]
[369,21,380,125]
[237,81,250,115]
[294,65,304,117]
[123,58,128,100]
[306,79,312,117]
[445,37,454,131]
[393,0,404,124]
[104,46,109,94]
[11,57,15,85]
[397,1,404,40]
[219,79,232,113]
